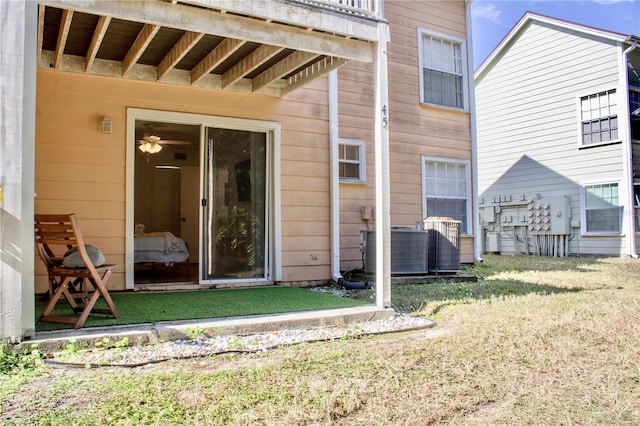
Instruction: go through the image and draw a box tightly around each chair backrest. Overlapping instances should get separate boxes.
[34,213,93,270]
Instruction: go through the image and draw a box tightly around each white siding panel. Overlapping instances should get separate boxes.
[476,20,625,256]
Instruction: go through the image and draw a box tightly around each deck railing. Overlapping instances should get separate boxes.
[297,0,382,18]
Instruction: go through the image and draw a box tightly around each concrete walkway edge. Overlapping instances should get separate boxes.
[19,306,396,354]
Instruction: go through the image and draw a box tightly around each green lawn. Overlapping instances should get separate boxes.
[35,286,370,331]
[9,255,639,424]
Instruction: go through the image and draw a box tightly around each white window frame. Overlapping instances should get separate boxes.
[576,88,620,148]
[634,183,640,234]
[580,181,623,236]
[417,28,468,111]
[126,108,282,288]
[421,155,471,235]
[338,138,366,183]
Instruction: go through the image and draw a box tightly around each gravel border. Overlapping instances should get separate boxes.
[45,314,435,368]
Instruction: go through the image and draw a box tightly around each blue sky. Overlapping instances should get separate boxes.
[471,0,640,69]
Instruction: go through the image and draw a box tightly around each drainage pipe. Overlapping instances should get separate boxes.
[328,70,369,290]
[466,0,483,264]
[620,40,638,258]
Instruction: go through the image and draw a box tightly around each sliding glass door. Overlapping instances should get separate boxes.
[202,127,267,281]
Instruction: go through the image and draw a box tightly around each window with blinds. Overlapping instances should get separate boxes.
[419,30,466,109]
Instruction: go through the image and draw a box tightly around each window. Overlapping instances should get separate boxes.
[630,88,640,141]
[422,157,470,233]
[635,184,640,232]
[338,138,366,182]
[419,29,466,109]
[579,89,618,146]
[583,183,622,234]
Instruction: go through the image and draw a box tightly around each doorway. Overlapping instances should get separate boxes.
[133,120,200,284]
[127,109,279,288]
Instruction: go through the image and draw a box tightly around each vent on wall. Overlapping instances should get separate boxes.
[362,229,429,275]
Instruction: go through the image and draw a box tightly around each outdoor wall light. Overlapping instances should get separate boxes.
[101,116,112,134]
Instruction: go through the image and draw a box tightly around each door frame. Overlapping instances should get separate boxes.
[126,108,282,289]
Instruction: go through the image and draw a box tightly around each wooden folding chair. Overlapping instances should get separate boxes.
[34,213,120,329]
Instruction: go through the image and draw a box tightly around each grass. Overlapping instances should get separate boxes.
[5,255,640,425]
[35,287,371,332]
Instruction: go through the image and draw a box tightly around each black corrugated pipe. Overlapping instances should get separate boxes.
[337,277,371,290]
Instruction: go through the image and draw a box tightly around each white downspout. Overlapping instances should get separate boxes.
[328,71,369,289]
[329,70,343,282]
[466,0,483,263]
[620,40,638,258]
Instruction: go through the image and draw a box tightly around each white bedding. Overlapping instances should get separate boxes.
[134,232,189,264]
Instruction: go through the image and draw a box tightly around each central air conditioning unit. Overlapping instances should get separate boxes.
[424,217,461,274]
[362,228,429,275]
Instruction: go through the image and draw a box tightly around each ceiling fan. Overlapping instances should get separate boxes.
[137,125,191,154]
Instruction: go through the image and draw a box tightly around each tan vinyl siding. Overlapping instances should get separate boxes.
[476,20,625,256]
[35,70,333,291]
[34,1,474,292]
[336,0,474,269]
[387,1,472,258]
[335,59,375,270]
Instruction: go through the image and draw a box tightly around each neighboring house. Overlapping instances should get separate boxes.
[1,0,477,342]
[475,12,640,258]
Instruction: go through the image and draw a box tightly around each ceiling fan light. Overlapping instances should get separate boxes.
[138,141,163,154]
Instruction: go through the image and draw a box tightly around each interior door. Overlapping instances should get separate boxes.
[152,168,180,235]
[202,127,267,281]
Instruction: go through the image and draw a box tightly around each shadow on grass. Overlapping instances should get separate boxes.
[388,279,585,314]
[465,254,635,277]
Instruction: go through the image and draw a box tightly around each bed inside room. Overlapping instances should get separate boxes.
[133,227,191,282]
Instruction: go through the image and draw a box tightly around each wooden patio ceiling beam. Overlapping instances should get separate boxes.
[221,44,283,89]
[54,9,73,69]
[85,15,111,72]
[252,51,318,92]
[157,31,205,81]
[123,24,160,76]
[191,38,246,84]
[282,56,348,95]
[39,0,374,63]
[40,49,283,97]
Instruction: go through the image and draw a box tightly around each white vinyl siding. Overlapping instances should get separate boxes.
[422,156,470,234]
[475,19,626,256]
[579,89,618,146]
[418,29,467,110]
